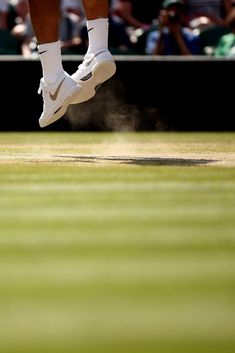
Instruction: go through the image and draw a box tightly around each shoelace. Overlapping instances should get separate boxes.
[38,79,51,96]
[37,79,44,95]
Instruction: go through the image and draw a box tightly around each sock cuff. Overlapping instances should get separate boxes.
[38,40,61,52]
[87,18,108,30]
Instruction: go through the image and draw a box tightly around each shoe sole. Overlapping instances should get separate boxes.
[71,60,116,104]
[39,85,82,128]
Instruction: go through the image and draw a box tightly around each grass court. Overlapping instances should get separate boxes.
[0,131,234,353]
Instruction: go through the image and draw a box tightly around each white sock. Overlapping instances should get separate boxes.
[86,18,109,54]
[38,40,64,84]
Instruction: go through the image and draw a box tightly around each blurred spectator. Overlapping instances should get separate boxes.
[61,0,85,18]
[60,0,86,54]
[108,14,137,54]
[213,8,235,55]
[0,0,9,29]
[184,1,233,55]
[107,0,137,54]
[0,0,20,54]
[9,0,35,57]
[110,0,163,53]
[184,0,233,30]
[146,0,202,55]
[111,0,163,30]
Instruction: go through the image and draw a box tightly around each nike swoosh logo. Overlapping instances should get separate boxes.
[38,50,47,55]
[84,50,107,67]
[88,27,94,33]
[49,78,66,101]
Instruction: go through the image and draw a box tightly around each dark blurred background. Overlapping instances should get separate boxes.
[1,56,235,132]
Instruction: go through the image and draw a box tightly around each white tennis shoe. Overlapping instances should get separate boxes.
[38,71,82,128]
[71,50,116,104]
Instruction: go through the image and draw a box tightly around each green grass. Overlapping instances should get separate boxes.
[0,132,234,353]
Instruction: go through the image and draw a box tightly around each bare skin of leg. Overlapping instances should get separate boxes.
[82,0,109,20]
[27,0,109,44]
[27,0,60,44]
